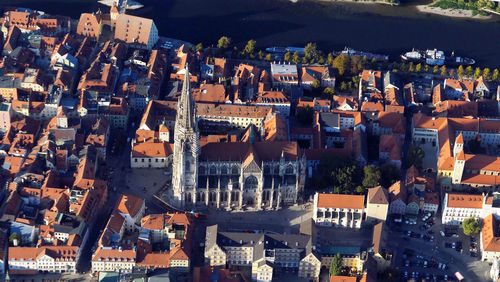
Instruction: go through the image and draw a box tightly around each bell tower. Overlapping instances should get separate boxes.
[172,65,199,208]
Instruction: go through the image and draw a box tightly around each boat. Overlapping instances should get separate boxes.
[401,48,475,66]
[265,46,287,54]
[265,46,305,55]
[98,0,144,10]
[338,47,389,62]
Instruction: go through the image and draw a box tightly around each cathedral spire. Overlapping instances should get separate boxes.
[178,64,196,130]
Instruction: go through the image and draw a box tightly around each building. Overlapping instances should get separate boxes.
[114,14,159,50]
[204,225,320,280]
[8,246,78,274]
[388,181,407,215]
[365,186,389,223]
[313,193,365,228]
[369,222,392,271]
[253,91,291,117]
[480,214,500,263]
[76,13,102,40]
[170,67,305,210]
[270,63,298,89]
[0,102,13,131]
[441,193,483,225]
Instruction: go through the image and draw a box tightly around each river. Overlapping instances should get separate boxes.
[1,0,500,66]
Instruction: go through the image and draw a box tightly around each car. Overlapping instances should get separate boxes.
[424,260,428,268]
[441,263,447,270]
[444,274,448,280]
[452,234,460,238]
[404,271,408,278]
[440,231,446,237]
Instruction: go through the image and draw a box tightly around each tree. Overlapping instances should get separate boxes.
[312,79,321,89]
[195,43,203,53]
[424,64,430,73]
[483,68,491,81]
[405,145,425,169]
[327,53,334,65]
[399,62,407,73]
[323,87,335,98]
[356,186,365,194]
[217,36,231,49]
[284,51,291,62]
[350,55,362,75]
[466,66,473,77]
[257,50,264,60]
[9,232,21,245]
[244,39,256,56]
[380,163,400,188]
[329,253,343,276]
[462,217,481,236]
[292,51,300,64]
[415,63,422,73]
[304,42,317,61]
[296,106,313,125]
[340,82,348,92]
[457,65,465,79]
[302,57,308,64]
[363,165,381,188]
[408,62,415,72]
[474,67,482,79]
[433,65,439,74]
[265,54,272,62]
[449,68,456,77]
[333,55,350,76]
[493,69,500,82]
[440,65,447,76]
[370,57,377,68]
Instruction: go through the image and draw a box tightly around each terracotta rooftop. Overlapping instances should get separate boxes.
[316,193,365,210]
[446,193,483,209]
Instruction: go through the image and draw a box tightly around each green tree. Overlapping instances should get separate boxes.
[462,217,481,236]
[356,186,365,194]
[457,65,465,79]
[195,43,203,53]
[244,39,256,56]
[318,54,325,65]
[302,57,308,64]
[292,51,300,64]
[474,67,482,79]
[424,64,430,73]
[323,87,335,98]
[304,42,317,61]
[9,232,21,245]
[257,50,264,60]
[340,82,348,92]
[405,146,425,170]
[483,68,491,81]
[415,63,422,73]
[380,163,400,188]
[217,36,231,49]
[433,65,439,74]
[296,106,313,125]
[493,69,500,82]
[284,51,291,62]
[350,55,362,75]
[329,253,343,276]
[265,54,272,62]
[363,165,381,188]
[408,62,415,72]
[399,62,407,73]
[333,55,350,76]
[440,65,447,76]
[465,66,474,77]
[327,53,334,65]
[312,79,321,89]
[370,57,377,68]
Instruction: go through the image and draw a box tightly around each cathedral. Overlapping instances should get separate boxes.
[171,66,306,210]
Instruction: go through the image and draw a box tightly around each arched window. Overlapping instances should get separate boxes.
[264,165,270,174]
[198,166,206,175]
[244,175,258,190]
[185,161,191,172]
[221,165,228,175]
[210,165,217,175]
[231,165,239,175]
[274,166,280,175]
[285,165,294,174]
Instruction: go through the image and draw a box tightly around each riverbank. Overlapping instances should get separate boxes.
[313,0,399,6]
[416,2,492,20]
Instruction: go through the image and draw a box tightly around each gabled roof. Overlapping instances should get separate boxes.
[446,193,483,209]
[116,194,143,217]
[482,214,500,252]
[367,186,389,205]
[316,193,365,209]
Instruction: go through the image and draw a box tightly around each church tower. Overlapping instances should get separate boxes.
[172,65,199,208]
[452,149,465,184]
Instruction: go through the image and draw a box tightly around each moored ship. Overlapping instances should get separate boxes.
[401,48,475,66]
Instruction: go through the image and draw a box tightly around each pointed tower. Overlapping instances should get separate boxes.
[172,65,200,208]
[453,133,464,157]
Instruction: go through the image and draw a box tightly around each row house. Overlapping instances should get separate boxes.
[297,97,331,112]
[480,214,500,263]
[270,62,298,89]
[8,246,78,274]
[441,193,483,225]
[300,66,335,90]
[253,91,291,117]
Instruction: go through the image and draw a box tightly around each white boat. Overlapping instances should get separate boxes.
[98,0,144,10]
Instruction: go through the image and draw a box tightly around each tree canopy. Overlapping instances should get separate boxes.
[363,165,380,188]
[462,217,481,236]
[332,55,350,76]
[244,39,256,56]
[217,36,231,49]
[329,253,343,276]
